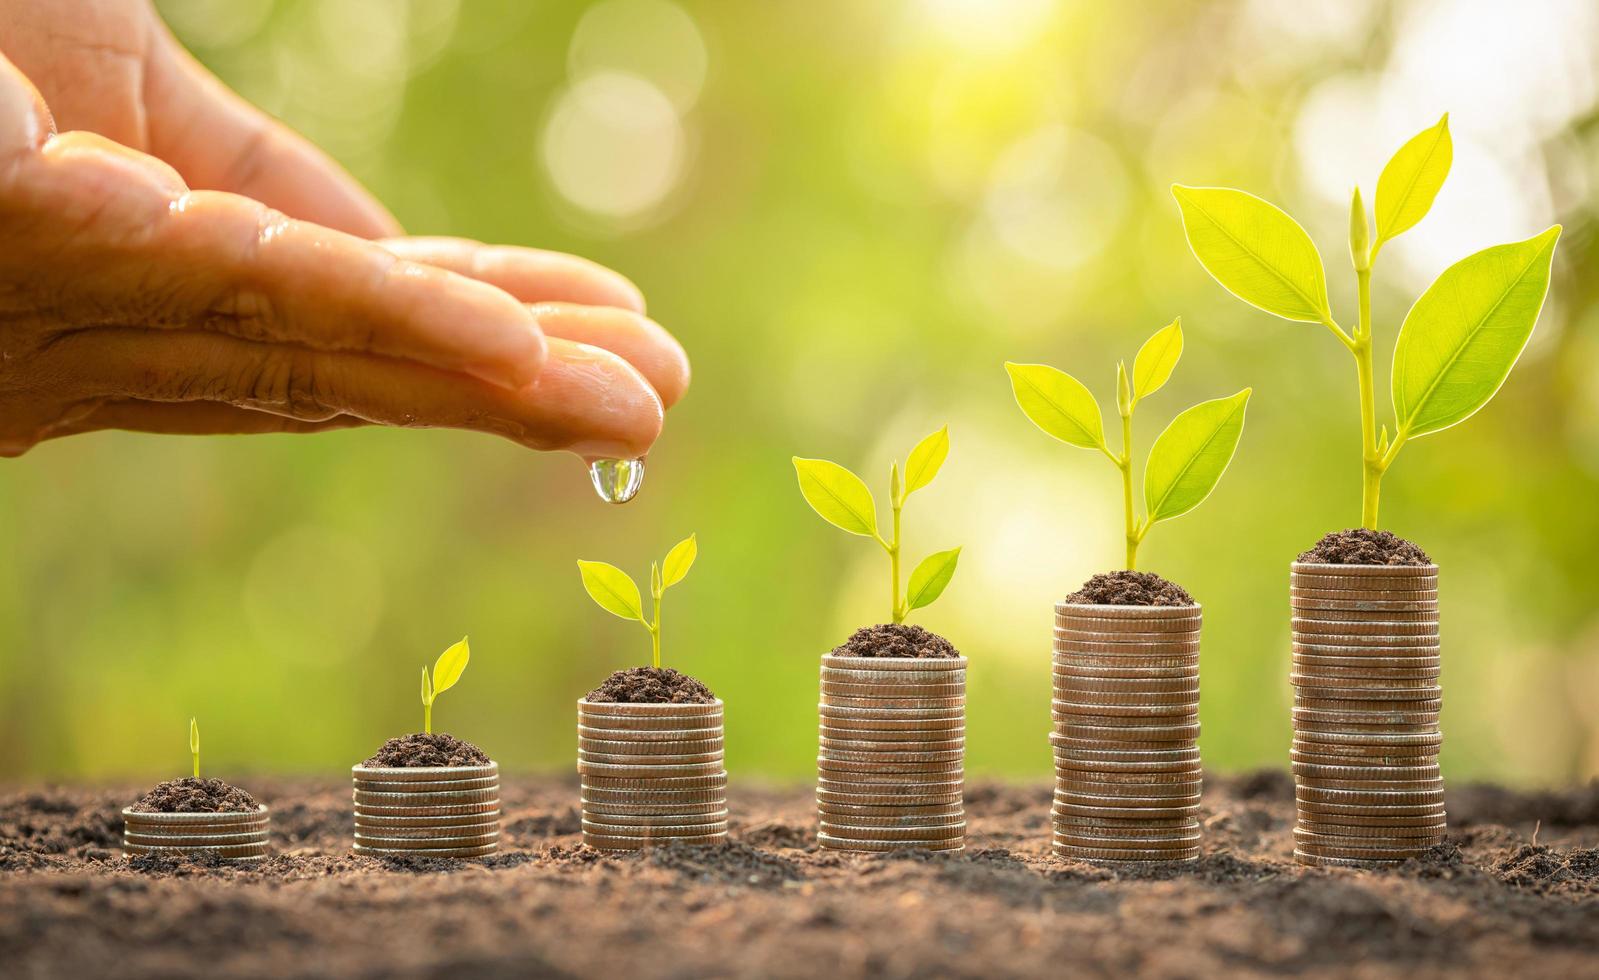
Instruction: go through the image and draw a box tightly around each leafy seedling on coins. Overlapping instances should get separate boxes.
[419,637,471,735]
[1007,322,1251,570]
[1173,114,1560,527]
[578,534,698,668]
[792,428,961,623]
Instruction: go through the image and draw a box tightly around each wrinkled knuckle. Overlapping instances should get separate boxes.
[240,352,336,421]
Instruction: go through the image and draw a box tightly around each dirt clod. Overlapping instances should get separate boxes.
[585,666,716,703]
[1066,570,1195,606]
[128,777,259,813]
[362,733,490,768]
[1299,528,1432,565]
[831,623,960,658]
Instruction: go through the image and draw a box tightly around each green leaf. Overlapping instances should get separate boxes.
[431,636,470,696]
[661,534,697,589]
[906,547,961,611]
[792,458,878,536]
[189,718,199,756]
[1171,185,1331,324]
[420,665,433,707]
[1392,226,1560,438]
[1132,318,1183,403]
[1144,389,1252,524]
[577,560,645,620]
[1005,362,1105,449]
[1349,186,1370,269]
[903,427,949,497]
[1375,114,1452,246]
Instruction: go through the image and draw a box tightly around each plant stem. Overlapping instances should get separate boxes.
[1118,410,1137,569]
[1354,264,1383,528]
[424,703,432,736]
[192,753,199,779]
[650,590,662,670]
[888,495,904,623]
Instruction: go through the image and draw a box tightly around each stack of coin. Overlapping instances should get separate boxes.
[817,653,967,852]
[1052,602,1203,864]
[122,804,270,862]
[578,699,728,850]
[351,763,500,858]
[1290,561,1445,867]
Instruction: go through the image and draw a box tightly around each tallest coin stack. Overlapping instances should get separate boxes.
[1289,561,1445,867]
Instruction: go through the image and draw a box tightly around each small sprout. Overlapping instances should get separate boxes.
[419,636,471,735]
[793,427,962,624]
[579,534,697,669]
[1007,319,1251,570]
[189,717,200,779]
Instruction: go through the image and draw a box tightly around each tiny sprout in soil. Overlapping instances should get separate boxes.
[793,428,961,624]
[189,716,200,778]
[578,534,697,669]
[419,636,471,735]
[1007,323,1250,570]
[1174,113,1560,528]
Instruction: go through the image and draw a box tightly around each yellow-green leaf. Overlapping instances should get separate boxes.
[906,547,961,611]
[577,560,645,620]
[1172,185,1331,324]
[904,427,949,497]
[1132,318,1183,403]
[1115,361,1132,416]
[1392,226,1560,439]
[189,717,199,756]
[431,636,470,696]
[661,534,697,589]
[1005,362,1105,450]
[420,665,433,706]
[792,458,878,536]
[1375,114,1452,246]
[1144,389,1252,524]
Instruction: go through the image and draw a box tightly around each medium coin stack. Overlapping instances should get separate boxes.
[122,805,270,862]
[817,654,967,852]
[1290,561,1445,867]
[578,699,728,850]
[1052,602,1203,864]
[351,763,501,858]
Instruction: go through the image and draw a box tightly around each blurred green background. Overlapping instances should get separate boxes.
[2,0,1596,786]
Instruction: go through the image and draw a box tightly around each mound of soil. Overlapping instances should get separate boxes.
[128,778,258,813]
[831,623,959,658]
[1,774,1594,978]
[1067,570,1195,606]
[585,666,716,704]
[362,733,490,768]
[1299,528,1432,565]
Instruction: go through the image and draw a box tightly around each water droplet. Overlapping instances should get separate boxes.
[588,457,646,504]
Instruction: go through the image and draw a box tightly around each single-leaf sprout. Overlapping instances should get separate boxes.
[1007,321,1251,570]
[1174,113,1560,527]
[419,636,471,735]
[792,428,962,624]
[189,717,199,779]
[579,534,698,669]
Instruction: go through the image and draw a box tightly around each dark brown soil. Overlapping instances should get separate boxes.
[362,732,490,768]
[585,666,717,703]
[831,623,960,658]
[1,773,1595,977]
[128,777,258,813]
[1299,528,1433,565]
[1067,570,1195,606]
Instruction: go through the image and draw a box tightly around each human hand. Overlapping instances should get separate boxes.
[0,1,688,458]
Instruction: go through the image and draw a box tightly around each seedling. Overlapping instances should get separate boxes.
[792,428,961,624]
[1174,114,1560,527]
[578,535,698,669]
[419,637,471,735]
[189,717,199,778]
[1007,324,1251,570]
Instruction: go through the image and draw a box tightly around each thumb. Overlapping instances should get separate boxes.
[141,21,401,239]
[0,49,53,167]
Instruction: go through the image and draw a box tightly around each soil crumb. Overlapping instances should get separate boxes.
[831,623,959,659]
[128,777,258,813]
[1066,570,1194,606]
[585,666,716,704]
[363,733,490,768]
[1299,527,1432,565]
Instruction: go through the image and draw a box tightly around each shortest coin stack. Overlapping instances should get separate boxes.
[1290,561,1445,867]
[578,699,729,850]
[351,763,501,858]
[122,805,271,862]
[817,654,968,852]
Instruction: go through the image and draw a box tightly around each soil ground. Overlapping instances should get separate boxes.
[2,772,1595,979]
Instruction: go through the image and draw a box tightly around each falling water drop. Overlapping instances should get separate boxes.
[588,457,646,504]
